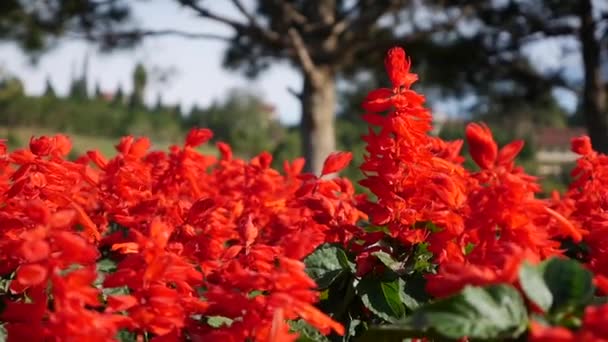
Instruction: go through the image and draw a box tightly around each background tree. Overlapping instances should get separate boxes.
[129,63,147,108]
[0,0,470,173]
[407,0,608,150]
[184,88,285,158]
[2,0,607,165]
[43,77,56,97]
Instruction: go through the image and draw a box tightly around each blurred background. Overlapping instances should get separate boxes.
[1,0,607,195]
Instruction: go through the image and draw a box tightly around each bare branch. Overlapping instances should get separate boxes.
[179,0,246,30]
[135,29,231,41]
[287,27,318,81]
[179,0,284,47]
[287,86,303,100]
[230,0,257,24]
[77,29,232,44]
[271,0,308,25]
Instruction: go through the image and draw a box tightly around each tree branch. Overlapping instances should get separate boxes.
[134,29,232,41]
[179,0,284,47]
[287,86,303,100]
[76,29,232,46]
[287,27,318,81]
[271,0,308,25]
[229,0,257,25]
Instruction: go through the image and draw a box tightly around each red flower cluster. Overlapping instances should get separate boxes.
[355,47,608,340]
[4,46,608,341]
[0,129,363,341]
[356,47,579,296]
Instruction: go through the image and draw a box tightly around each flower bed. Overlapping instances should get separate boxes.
[1,47,607,341]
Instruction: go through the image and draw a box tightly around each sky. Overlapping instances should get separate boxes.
[0,1,303,125]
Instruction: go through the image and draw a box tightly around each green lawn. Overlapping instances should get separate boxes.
[1,126,216,158]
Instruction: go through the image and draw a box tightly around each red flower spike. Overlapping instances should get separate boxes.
[384,47,418,88]
[321,151,352,176]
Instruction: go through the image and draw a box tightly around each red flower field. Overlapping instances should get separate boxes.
[1,47,608,341]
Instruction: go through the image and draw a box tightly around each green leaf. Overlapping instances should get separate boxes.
[356,276,406,322]
[290,319,331,342]
[318,273,356,322]
[542,258,594,313]
[362,284,528,341]
[463,242,476,255]
[304,244,354,289]
[372,251,403,274]
[408,243,435,274]
[519,261,553,312]
[0,325,6,342]
[97,258,117,273]
[207,316,233,328]
[115,329,137,342]
[364,225,391,234]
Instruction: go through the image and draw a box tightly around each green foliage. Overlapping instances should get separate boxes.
[357,276,407,323]
[362,285,529,341]
[290,319,331,342]
[0,0,132,53]
[304,243,355,289]
[541,258,594,315]
[519,261,553,312]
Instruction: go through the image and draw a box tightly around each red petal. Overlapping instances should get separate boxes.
[362,113,386,126]
[497,140,524,165]
[106,295,138,313]
[571,136,593,155]
[21,240,50,263]
[465,123,497,169]
[129,137,151,158]
[217,141,232,160]
[362,88,393,112]
[185,128,213,147]
[321,151,353,176]
[16,264,48,287]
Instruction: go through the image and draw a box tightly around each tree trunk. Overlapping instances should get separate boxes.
[579,0,608,153]
[300,66,337,174]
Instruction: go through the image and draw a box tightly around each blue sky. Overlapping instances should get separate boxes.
[0,1,302,125]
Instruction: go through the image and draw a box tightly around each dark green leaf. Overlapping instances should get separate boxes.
[364,225,391,234]
[356,276,406,322]
[542,258,594,312]
[304,244,354,289]
[463,242,476,255]
[115,329,137,342]
[318,273,356,322]
[362,284,528,341]
[519,261,553,312]
[372,251,403,273]
[409,243,435,274]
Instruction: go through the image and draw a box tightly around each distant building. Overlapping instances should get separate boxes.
[535,127,586,176]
